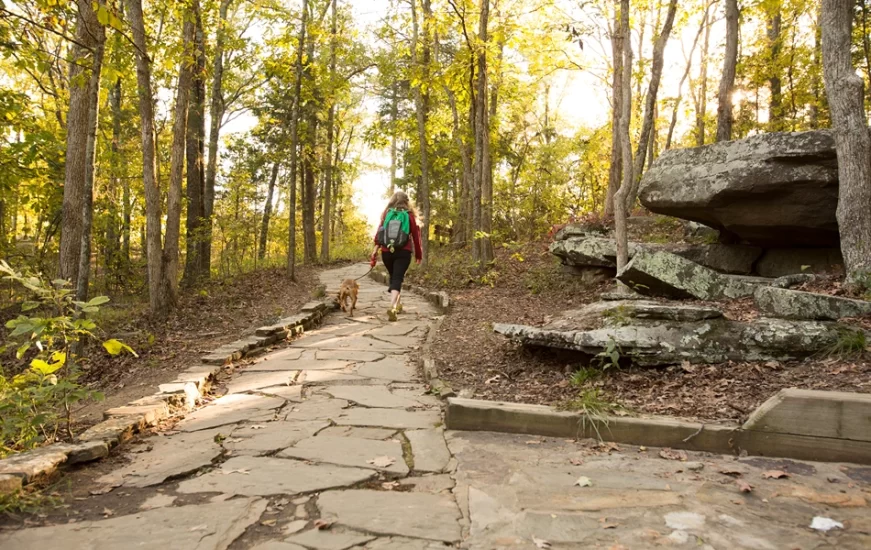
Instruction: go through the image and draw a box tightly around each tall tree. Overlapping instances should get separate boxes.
[472,0,493,263]
[184,1,207,286]
[59,0,105,285]
[259,161,280,259]
[125,0,165,315]
[604,3,623,217]
[320,0,337,263]
[613,0,633,275]
[716,0,739,142]
[411,0,432,266]
[821,0,871,285]
[287,0,308,279]
[767,5,784,130]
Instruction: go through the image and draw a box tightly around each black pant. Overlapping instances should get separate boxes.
[382,249,411,292]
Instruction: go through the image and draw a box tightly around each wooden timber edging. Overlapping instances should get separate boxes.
[445,396,871,466]
[0,298,338,496]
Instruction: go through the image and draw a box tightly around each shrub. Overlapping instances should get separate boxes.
[0,261,135,457]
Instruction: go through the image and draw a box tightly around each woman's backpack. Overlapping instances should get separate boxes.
[376,208,411,252]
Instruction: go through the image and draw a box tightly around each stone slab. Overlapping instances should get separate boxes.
[285,529,376,550]
[259,385,304,400]
[355,358,417,382]
[278,436,408,475]
[177,394,285,432]
[318,426,396,439]
[55,440,110,465]
[297,370,369,385]
[248,358,352,373]
[294,336,406,352]
[226,371,298,394]
[754,286,871,320]
[176,456,374,496]
[78,416,141,444]
[617,250,754,300]
[322,385,424,409]
[334,408,441,430]
[249,542,307,550]
[0,498,267,550]
[282,397,349,421]
[399,474,456,494]
[366,323,424,337]
[317,490,461,542]
[406,429,451,473]
[227,420,329,455]
[97,429,223,488]
[744,388,871,442]
[0,448,68,482]
[316,350,385,362]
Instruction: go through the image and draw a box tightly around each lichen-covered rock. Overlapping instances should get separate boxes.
[754,286,871,320]
[616,250,757,300]
[0,448,68,482]
[638,130,839,247]
[771,273,817,289]
[494,302,847,367]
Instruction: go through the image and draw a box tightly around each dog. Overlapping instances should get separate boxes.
[338,278,359,316]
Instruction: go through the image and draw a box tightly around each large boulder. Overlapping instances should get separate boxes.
[550,236,762,275]
[494,300,855,367]
[754,286,871,320]
[616,250,760,300]
[755,248,844,278]
[639,130,839,247]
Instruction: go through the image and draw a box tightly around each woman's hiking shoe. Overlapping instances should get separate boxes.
[395,302,403,313]
[387,308,398,322]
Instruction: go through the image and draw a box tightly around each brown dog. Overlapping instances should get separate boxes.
[338,278,359,316]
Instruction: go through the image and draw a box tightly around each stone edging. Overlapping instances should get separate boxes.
[367,269,455,399]
[444,397,871,466]
[0,298,338,496]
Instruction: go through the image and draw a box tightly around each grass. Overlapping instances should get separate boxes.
[569,367,601,387]
[0,488,60,516]
[826,328,868,358]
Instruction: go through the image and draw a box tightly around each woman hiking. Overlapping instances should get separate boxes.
[370,191,422,322]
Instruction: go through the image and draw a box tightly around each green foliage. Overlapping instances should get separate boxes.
[569,367,601,387]
[826,328,868,358]
[0,261,134,457]
[594,336,623,371]
[0,487,60,515]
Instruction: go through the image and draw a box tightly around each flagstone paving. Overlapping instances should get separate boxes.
[1,263,870,549]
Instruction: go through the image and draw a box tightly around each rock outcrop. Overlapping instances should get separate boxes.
[616,250,761,300]
[638,130,839,247]
[494,300,856,367]
[754,286,871,321]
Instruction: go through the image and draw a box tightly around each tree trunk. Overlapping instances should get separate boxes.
[75,29,106,303]
[630,0,677,189]
[320,0,337,263]
[613,0,633,276]
[810,13,822,129]
[667,4,707,150]
[302,104,318,264]
[287,0,308,279]
[717,0,739,142]
[59,0,103,285]
[184,2,207,286]
[259,161,279,260]
[696,8,711,147]
[109,74,124,267]
[163,11,196,306]
[472,0,492,263]
[126,0,166,315]
[389,85,398,195]
[445,87,472,245]
[821,0,871,284]
[605,3,624,217]
[203,0,232,281]
[767,10,783,130]
[411,0,432,266]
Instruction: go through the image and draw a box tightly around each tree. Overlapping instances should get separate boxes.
[821,0,871,285]
[472,0,493,263]
[320,0,338,263]
[287,0,308,280]
[184,0,207,286]
[411,0,432,266]
[604,3,623,217]
[716,0,739,142]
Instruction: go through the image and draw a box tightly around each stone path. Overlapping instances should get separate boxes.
[1,264,869,549]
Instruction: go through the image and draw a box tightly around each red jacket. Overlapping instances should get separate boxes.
[374,209,422,261]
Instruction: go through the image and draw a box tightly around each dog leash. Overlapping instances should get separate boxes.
[354,265,374,281]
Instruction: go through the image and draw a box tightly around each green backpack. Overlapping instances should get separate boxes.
[377,208,411,252]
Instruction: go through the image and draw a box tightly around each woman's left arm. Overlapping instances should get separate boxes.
[410,214,423,263]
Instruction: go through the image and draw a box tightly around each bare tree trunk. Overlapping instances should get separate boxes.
[184,2,207,286]
[302,103,318,264]
[59,0,103,285]
[163,12,195,305]
[109,74,123,266]
[320,0,337,263]
[767,10,783,130]
[259,162,279,260]
[667,4,707,150]
[126,0,166,315]
[411,0,432,265]
[472,0,492,263]
[605,3,624,217]
[389,85,398,195]
[696,8,711,147]
[75,30,106,303]
[287,0,308,280]
[445,87,472,244]
[810,13,822,129]
[821,0,871,285]
[717,0,739,142]
[613,0,633,277]
[203,0,232,280]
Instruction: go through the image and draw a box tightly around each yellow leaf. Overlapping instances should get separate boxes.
[103,339,138,357]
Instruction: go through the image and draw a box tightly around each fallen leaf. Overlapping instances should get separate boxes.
[639,446,647,452]
[810,517,844,532]
[314,518,334,530]
[659,449,687,461]
[102,508,114,517]
[189,524,208,532]
[680,361,696,373]
[381,481,400,490]
[569,458,583,466]
[484,375,501,384]
[761,470,790,480]
[89,487,114,496]
[736,480,753,493]
[574,476,592,487]
[367,456,396,468]
[532,536,552,549]
[222,468,251,475]
[261,519,277,527]
[719,468,743,477]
